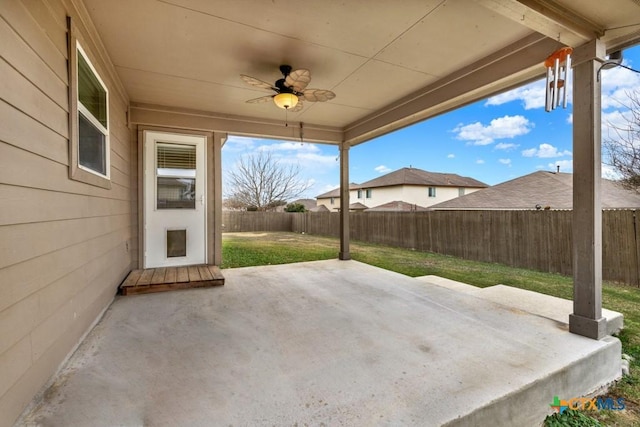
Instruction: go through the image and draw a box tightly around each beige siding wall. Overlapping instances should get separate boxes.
[0,1,133,425]
[317,195,342,211]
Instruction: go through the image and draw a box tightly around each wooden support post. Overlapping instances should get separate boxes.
[212,132,226,266]
[569,39,607,339]
[339,141,350,260]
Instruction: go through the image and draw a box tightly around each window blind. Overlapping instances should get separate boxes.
[157,143,196,170]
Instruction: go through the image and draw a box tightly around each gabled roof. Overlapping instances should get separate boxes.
[316,183,358,199]
[358,168,487,189]
[349,202,368,211]
[366,201,429,212]
[429,171,640,210]
[309,205,330,212]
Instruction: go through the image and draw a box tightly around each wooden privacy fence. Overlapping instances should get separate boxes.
[222,210,640,286]
[222,211,294,232]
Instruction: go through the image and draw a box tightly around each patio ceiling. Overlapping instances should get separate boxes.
[83,0,640,144]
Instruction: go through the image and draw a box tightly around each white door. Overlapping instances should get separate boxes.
[144,131,206,268]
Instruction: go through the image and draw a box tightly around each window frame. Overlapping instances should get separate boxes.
[428,187,437,197]
[357,189,362,199]
[365,189,372,198]
[68,17,111,189]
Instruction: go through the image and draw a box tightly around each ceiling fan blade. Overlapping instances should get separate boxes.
[301,89,336,102]
[246,95,274,104]
[285,69,311,92]
[290,101,304,113]
[240,74,276,91]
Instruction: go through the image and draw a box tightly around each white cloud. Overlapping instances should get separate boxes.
[485,58,640,114]
[495,142,518,150]
[602,110,631,129]
[602,109,635,143]
[257,142,320,153]
[236,140,338,171]
[476,159,485,164]
[447,154,455,158]
[375,165,391,173]
[602,164,621,180]
[222,135,258,152]
[522,143,571,158]
[498,158,512,166]
[453,115,533,145]
[293,152,339,168]
[485,80,547,110]
[600,61,640,109]
[548,159,573,172]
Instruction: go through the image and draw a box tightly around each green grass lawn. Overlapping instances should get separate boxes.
[222,231,640,426]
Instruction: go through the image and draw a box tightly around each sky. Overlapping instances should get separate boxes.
[222,45,640,200]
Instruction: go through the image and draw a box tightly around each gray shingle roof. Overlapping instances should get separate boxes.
[429,171,640,210]
[349,202,368,210]
[359,167,488,189]
[315,183,359,199]
[309,204,330,212]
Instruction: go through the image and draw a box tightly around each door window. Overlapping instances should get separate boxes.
[157,143,196,209]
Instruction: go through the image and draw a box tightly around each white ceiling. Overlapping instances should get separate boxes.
[83,0,640,144]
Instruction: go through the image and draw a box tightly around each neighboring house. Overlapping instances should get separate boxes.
[315,183,360,211]
[429,171,640,210]
[316,168,487,210]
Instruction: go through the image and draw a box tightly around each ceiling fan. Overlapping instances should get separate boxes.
[240,65,335,112]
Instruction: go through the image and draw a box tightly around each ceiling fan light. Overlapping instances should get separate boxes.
[273,93,298,109]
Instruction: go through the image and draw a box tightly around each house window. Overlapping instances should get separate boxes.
[357,189,362,199]
[68,16,111,189]
[77,46,109,176]
[365,189,372,198]
[458,188,465,196]
[428,187,436,197]
[330,197,335,205]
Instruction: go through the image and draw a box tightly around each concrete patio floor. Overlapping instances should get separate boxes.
[17,260,622,426]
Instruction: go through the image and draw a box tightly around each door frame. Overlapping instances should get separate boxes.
[137,126,219,269]
[143,130,206,268]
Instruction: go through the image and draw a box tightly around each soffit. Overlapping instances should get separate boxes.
[82,0,640,144]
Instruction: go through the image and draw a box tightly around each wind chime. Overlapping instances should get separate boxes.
[544,47,573,112]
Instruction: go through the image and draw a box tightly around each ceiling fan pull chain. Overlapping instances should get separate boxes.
[299,122,304,144]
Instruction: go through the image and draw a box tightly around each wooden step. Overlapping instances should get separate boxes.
[120,264,224,296]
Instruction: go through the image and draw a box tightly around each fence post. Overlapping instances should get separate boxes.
[634,210,640,287]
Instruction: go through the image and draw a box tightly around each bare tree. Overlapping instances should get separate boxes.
[222,196,247,211]
[604,90,640,190]
[226,151,312,211]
